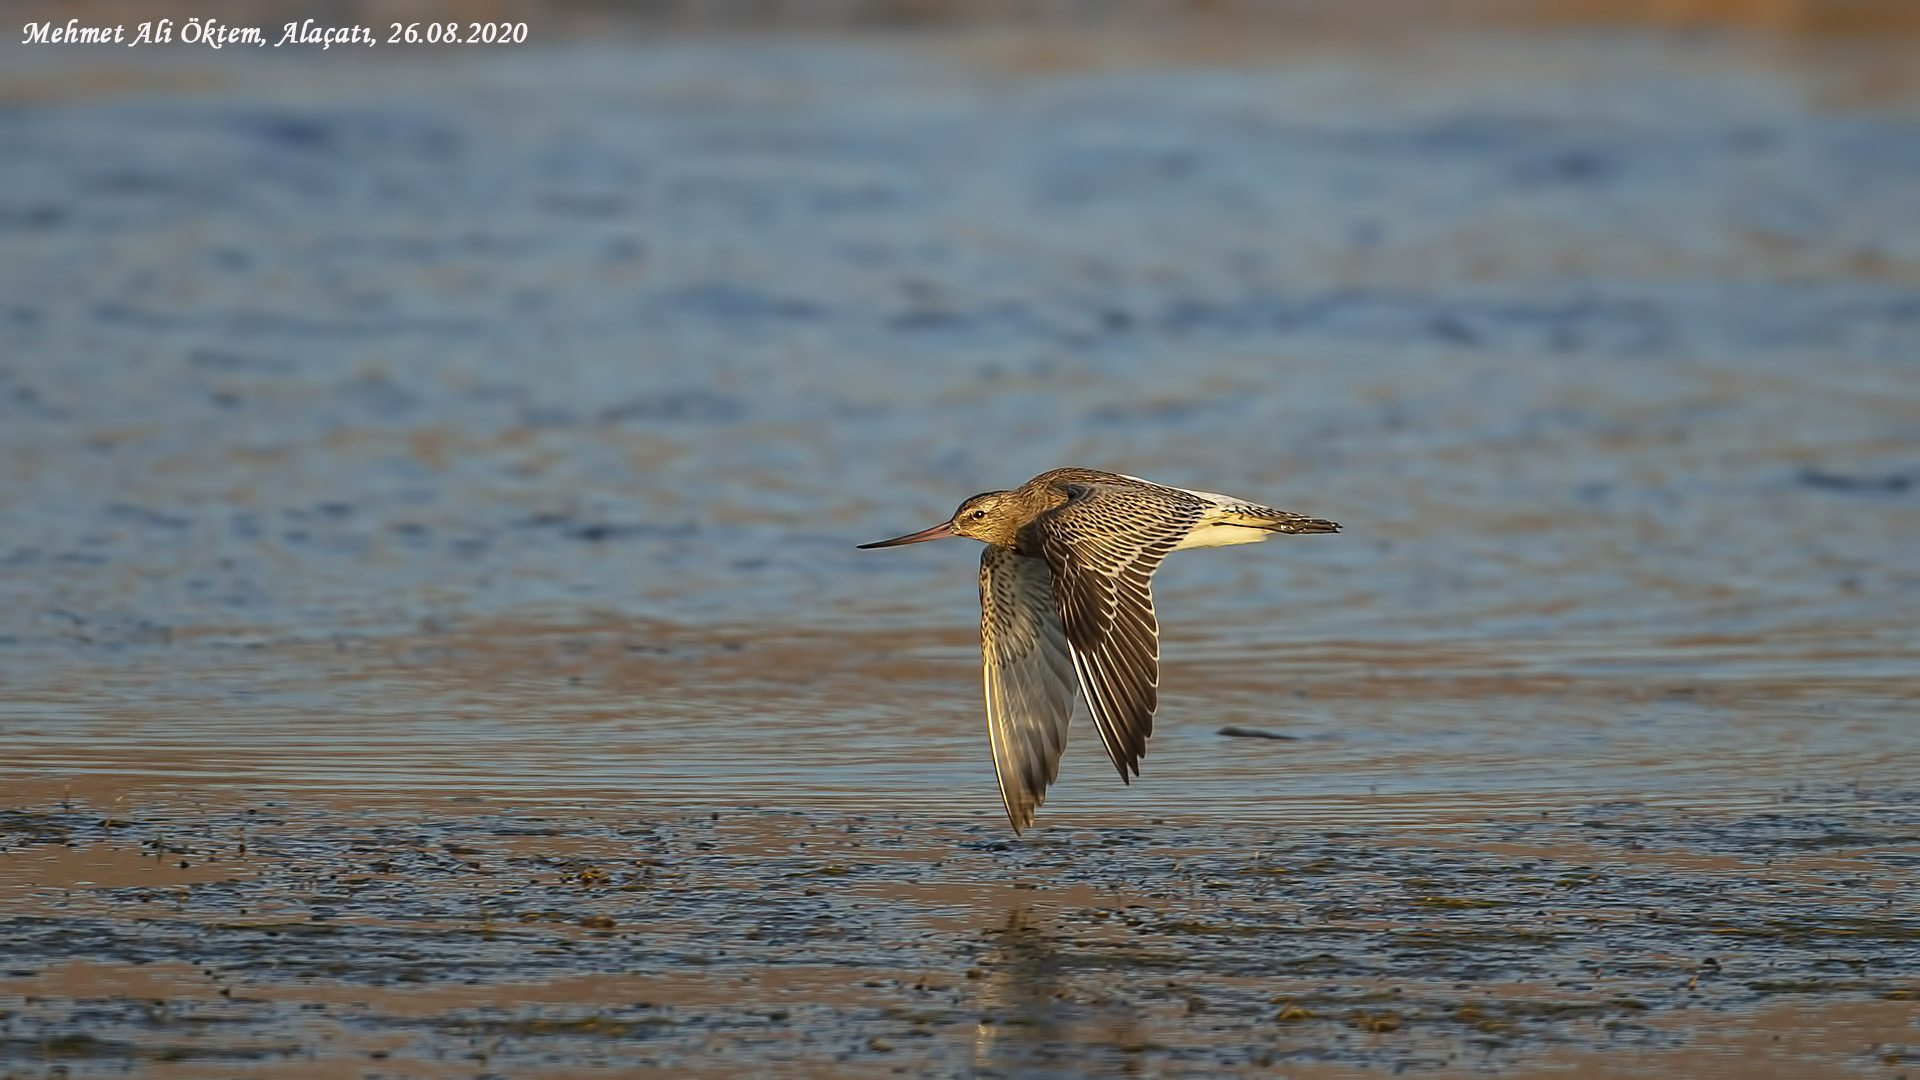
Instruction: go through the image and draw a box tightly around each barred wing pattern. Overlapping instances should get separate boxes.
[1036,482,1209,782]
[979,546,1079,833]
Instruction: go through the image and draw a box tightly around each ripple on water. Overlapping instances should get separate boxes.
[0,35,1916,813]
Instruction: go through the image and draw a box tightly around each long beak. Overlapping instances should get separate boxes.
[857,521,957,549]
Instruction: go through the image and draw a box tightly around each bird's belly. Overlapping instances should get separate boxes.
[1174,523,1275,550]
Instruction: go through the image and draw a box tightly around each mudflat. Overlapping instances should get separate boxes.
[4,781,1917,1078]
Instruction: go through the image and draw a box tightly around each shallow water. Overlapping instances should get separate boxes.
[2,33,1915,817]
[1,28,1918,1076]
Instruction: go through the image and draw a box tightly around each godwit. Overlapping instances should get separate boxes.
[859,467,1339,832]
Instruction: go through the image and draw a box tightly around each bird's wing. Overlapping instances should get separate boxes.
[979,545,1079,833]
[1035,482,1207,781]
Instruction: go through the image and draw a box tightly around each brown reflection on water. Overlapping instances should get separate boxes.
[4,607,1913,825]
[965,906,1150,1075]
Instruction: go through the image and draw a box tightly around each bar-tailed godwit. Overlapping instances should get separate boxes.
[859,467,1339,832]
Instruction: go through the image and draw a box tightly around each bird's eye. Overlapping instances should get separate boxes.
[971,509,987,520]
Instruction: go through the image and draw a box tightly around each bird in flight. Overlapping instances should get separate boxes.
[859,467,1339,832]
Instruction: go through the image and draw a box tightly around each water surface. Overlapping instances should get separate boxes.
[0,31,1916,816]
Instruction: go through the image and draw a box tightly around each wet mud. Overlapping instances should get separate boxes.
[4,791,1918,1078]
[3,25,1919,1079]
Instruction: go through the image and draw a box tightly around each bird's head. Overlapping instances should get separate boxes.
[857,490,1019,550]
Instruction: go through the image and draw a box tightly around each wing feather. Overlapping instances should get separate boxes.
[1035,482,1207,781]
[979,547,1078,833]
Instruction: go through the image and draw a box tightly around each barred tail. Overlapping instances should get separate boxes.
[1219,509,1341,534]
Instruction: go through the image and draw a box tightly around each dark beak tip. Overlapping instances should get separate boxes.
[856,521,957,549]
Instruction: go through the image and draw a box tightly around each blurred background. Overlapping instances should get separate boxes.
[1,1,1915,820]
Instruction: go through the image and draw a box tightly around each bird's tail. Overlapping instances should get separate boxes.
[1220,509,1341,534]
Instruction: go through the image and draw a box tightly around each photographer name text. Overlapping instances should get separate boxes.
[21,17,528,49]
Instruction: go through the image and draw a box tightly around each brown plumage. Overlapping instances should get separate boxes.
[859,467,1340,832]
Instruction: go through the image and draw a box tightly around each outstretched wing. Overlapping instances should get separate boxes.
[1035,482,1208,781]
[979,546,1079,833]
